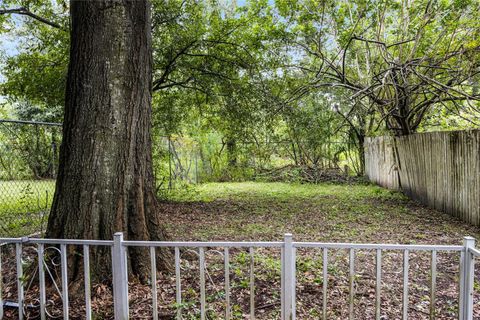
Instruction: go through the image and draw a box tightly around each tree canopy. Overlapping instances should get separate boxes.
[1,0,479,178]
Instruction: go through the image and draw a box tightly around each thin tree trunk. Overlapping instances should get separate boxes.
[226,137,237,168]
[47,0,170,283]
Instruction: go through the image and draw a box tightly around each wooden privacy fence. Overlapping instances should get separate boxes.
[364,130,480,226]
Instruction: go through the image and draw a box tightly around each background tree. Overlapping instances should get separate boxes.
[2,0,479,185]
[279,0,480,135]
[0,0,68,122]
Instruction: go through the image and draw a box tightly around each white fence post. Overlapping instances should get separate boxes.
[112,232,129,320]
[282,234,296,320]
[459,236,475,320]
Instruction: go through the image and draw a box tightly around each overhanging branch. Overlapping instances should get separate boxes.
[0,7,64,30]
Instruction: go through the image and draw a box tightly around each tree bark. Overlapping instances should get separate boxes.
[226,137,237,168]
[47,0,169,283]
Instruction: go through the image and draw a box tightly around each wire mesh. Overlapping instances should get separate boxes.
[0,119,356,236]
[0,120,61,237]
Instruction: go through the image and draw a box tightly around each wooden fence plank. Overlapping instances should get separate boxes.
[365,130,480,226]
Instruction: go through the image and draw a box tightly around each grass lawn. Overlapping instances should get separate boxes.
[0,180,55,236]
[158,182,480,319]
[163,182,480,244]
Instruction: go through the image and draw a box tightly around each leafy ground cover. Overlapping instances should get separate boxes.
[2,182,480,319]
[159,182,480,319]
[163,182,479,244]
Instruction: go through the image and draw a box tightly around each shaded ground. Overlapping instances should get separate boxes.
[2,182,480,319]
[162,182,479,244]
[159,182,480,319]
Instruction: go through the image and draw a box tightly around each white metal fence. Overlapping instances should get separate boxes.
[0,233,479,319]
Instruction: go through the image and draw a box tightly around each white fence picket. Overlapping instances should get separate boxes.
[0,234,478,320]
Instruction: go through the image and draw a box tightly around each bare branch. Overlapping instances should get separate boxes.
[0,7,64,30]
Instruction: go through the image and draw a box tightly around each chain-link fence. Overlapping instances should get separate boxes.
[153,135,358,190]
[0,119,358,236]
[0,121,209,237]
[0,119,61,237]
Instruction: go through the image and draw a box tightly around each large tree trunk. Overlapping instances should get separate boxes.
[47,0,169,282]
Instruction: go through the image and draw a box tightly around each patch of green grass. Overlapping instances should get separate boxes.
[166,181,405,203]
[0,180,55,236]
[163,181,479,245]
[0,180,55,213]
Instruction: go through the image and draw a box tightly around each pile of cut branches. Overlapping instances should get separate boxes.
[254,164,363,184]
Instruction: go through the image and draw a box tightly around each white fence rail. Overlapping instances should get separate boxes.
[0,233,478,319]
